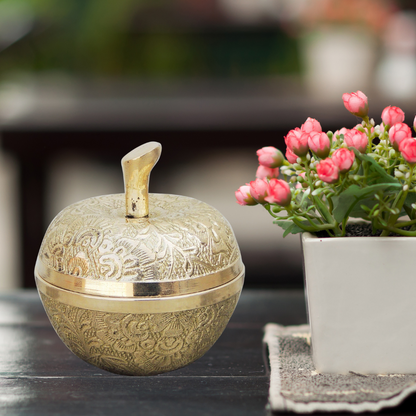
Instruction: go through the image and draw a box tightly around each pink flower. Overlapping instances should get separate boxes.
[414,115,416,132]
[285,147,298,164]
[264,179,292,206]
[249,179,269,203]
[331,148,355,173]
[256,146,284,168]
[316,158,339,184]
[285,128,309,157]
[334,127,349,138]
[342,91,368,118]
[344,128,368,153]
[235,185,257,206]
[301,117,322,134]
[308,131,331,158]
[381,106,405,127]
[256,165,279,179]
[399,138,416,164]
[389,123,412,151]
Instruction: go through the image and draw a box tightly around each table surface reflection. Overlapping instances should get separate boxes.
[2,289,416,415]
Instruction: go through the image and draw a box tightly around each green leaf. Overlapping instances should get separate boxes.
[332,183,402,223]
[404,192,416,212]
[300,189,313,210]
[353,149,399,184]
[348,198,377,218]
[274,220,307,237]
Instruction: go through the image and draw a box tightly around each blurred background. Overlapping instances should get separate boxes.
[0,0,415,290]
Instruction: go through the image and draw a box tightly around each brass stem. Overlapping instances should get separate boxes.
[121,142,162,218]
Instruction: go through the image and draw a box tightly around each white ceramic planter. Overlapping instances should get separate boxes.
[302,232,416,374]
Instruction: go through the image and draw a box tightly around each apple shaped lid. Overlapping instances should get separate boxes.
[35,142,244,298]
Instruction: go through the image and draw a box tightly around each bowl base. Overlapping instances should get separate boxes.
[39,292,239,376]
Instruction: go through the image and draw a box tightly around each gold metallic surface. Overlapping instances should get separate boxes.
[35,271,244,314]
[35,142,245,375]
[35,257,244,298]
[39,291,240,376]
[122,142,162,218]
[38,193,241,289]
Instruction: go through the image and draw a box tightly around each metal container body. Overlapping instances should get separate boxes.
[36,275,243,376]
[35,190,244,375]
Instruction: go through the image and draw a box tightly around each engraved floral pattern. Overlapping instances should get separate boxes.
[39,194,240,282]
[40,292,239,375]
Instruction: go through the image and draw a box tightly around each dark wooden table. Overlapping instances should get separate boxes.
[2,288,416,415]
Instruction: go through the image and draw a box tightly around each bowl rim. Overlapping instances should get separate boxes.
[35,269,245,314]
[35,257,244,298]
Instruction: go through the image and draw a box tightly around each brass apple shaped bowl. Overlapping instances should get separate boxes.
[35,142,244,376]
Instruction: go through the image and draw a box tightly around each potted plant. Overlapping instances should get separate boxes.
[236,91,416,374]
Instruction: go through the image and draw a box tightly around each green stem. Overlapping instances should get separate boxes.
[291,217,338,233]
[380,165,414,236]
[264,204,285,219]
[378,224,416,236]
[304,162,341,235]
[362,116,373,152]
[394,218,416,228]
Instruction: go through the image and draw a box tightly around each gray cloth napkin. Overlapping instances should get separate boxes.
[264,323,416,413]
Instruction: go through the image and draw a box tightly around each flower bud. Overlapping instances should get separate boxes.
[344,128,368,153]
[298,171,308,188]
[301,117,322,134]
[342,91,369,118]
[256,146,284,168]
[264,179,292,206]
[285,128,309,157]
[382,106,405,127]
[285,147,298,164]
[256,165,279,180]
[235,185,257,206]
[249,178,269,204]
[399,137,416,164]
[389,123,412,151]
[331,148,355,173]
[308,131,331,159]
[316,158,340,184]
[334,127,349,140]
